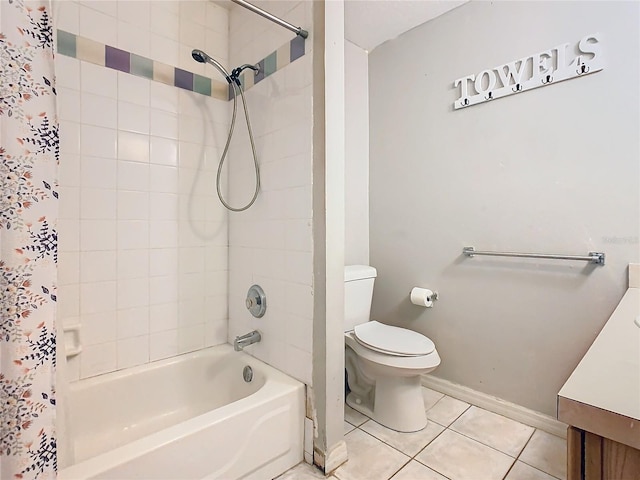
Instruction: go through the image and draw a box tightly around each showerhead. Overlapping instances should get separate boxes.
[191,49,232,83]
[191,49,209,64]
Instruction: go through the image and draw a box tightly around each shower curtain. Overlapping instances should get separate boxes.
[1,0,59,478]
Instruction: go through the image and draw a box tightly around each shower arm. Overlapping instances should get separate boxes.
[230,0,309,39]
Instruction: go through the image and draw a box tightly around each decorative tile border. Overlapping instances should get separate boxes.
[56,29,306,101]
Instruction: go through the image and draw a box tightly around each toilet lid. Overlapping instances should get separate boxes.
[353,321,435,357]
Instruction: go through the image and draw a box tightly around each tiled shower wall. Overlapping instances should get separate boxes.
[227,1,314,385]
[55,0,231,380]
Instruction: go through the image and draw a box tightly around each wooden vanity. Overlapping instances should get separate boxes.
[558,265,640,480]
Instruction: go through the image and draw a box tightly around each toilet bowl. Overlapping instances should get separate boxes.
[343,265,441,433]
[345,321,441,432]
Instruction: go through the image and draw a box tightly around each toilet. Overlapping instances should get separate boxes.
[344,265,441,433]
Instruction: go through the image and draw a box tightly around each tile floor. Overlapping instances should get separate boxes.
[277,387,567,480]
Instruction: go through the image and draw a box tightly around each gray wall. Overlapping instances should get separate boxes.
[368,1,639,416]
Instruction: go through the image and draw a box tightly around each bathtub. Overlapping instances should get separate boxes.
[59,345,305,480]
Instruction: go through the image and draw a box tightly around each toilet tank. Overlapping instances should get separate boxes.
[344,265,377,331]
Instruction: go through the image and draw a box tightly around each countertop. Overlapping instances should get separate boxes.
[558,264,640,448]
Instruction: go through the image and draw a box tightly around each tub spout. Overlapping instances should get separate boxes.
[234,330,261,351]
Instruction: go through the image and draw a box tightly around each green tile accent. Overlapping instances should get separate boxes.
[193,74,212,96]
[57,30,76,58]
[263,51,277,77]
[130,54,153,79]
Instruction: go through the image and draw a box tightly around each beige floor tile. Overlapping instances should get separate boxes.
[422,387,445,411]
[391,460,448,480]
[360,418,445,457]
[451,406,534,457]
[416,429,514,480]
[519,430,566,480]
[345,403,369,427]
[344,420,356,435]
[334,429,410,480]
[276,461,326,479]
[505,461,560,480]
[426,395,470,427]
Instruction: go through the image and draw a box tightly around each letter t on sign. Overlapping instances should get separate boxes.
[454,74,475,101]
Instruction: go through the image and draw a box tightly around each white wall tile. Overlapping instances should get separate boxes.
[118,131,150,163]
[118,73,150,107]
[58,87,81,122]
[80,219,117,251]
[150,111,179,140]
[149,248,178,277]
[149,303,179,332]
[118,101,150,134]
[150,82,179,113]
[178,324,205,353]
[81,92,117,128]
[117,1,150,27]
[150,4,180,41]
[149,165,178,193]
[82,311,117,345]
[55,0,80,34]
[58,251,80,286]
[149,192,178,220]
[79,0,117,16]
[149,329,178,361]
[80,281,116,315]
[59,186,80,220]
[80,188,117,220]
[58,284,80,318]
[117,277,149,310]
[55,56,81,90]
[80,342,116,378]
[57,0,233,381]
[81,62,117,99]
[117,220,149,250]
[117,335,149,369]
[81,125,117,159]
[81,156,117,189]
[117,191,149,220]
[79,4,117,45]
[150,136,178,165]
[150,275,178,305]
[80,250,117,283]
[117,306,149,338]
[117,249,149,279]
[118,160,149,190]
[59,121,81,155]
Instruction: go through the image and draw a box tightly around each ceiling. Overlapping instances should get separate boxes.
[344,0,468,52]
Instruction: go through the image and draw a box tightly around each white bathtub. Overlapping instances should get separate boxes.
[59,345,305,480]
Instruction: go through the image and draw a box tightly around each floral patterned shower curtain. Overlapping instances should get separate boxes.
[1,0,58,478]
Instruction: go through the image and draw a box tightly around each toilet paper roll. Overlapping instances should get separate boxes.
[410,287,434,307]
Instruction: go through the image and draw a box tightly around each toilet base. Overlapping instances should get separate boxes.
[346,374,427,433]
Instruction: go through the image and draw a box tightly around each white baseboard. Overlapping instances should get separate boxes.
[421,375,568,439]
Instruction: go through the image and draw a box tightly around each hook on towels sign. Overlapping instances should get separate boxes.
[454,33,603,109]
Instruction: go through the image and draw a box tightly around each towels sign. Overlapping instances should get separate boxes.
[454,33,603,109]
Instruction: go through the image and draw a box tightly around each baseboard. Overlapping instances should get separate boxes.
[421,375,568,439]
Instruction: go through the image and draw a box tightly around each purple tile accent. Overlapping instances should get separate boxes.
[174,68,194,91]
[290,36,305,63]
[105,45,130,73]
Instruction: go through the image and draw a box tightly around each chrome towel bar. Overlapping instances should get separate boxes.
[462,246,605,265]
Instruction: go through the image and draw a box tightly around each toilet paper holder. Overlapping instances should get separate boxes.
[409,290,439,301]
[409,287,439,307]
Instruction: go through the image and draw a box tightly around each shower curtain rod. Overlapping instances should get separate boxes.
[230,0,309,38]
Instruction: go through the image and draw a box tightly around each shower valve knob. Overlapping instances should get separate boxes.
[246,285,267,318]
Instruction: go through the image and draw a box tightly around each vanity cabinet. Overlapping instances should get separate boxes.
[566,425,640,480]
[558,267,640,480]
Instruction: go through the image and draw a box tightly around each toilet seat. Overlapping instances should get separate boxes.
[353,321,435,357]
